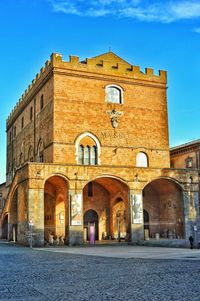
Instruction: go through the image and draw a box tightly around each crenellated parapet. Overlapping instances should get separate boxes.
[6,58,52,127]
[51,51,167,83]
[6,51,167,126]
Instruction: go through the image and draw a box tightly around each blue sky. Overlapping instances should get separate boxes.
[1,0,200,183]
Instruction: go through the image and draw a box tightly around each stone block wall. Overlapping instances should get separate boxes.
[6,78,54,185]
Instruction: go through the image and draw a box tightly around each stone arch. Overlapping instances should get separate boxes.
[75,132,101,165]
[43,173,70,188]
[88,174,129,188]
[44,175,69,244]
[83,176,130,242]
[142,177,184,239]
[142,176,184,191]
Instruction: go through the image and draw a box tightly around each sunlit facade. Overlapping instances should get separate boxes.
[0,52,199,247]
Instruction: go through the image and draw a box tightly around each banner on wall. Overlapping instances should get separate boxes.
[131,194,143,224]
[70,194,82,226]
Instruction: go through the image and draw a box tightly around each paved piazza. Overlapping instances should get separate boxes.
[1,241,200,301]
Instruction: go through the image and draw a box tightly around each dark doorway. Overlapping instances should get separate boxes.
[2,215,8,239]
[143,209,150,239]
[84,209,99,241]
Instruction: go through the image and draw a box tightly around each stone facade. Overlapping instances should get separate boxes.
[0,51,199,246]
[170,139,200,169]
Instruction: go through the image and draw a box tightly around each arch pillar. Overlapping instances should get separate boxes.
[130,190,144,243]
[7,213,12,241]
[183,190,199,241]
[68,189,84,245]
[17,183,29,245]
[28,186,44,247]
[8,189,18,242]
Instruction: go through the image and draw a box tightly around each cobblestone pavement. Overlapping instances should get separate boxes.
[1,241,200,301]
[36,244,200,260]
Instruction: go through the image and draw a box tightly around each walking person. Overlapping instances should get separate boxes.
[189,235,194,249]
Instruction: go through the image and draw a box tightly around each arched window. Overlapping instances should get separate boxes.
[30,107,33,121]
[37,139,44,162]
[136,152,148,167]
[78,145,84,164]
[21,117,24,129]
[14,126,16,137]
[84,146,90,165]
[40,94,44,110]
[90,146,97,165]
[28,146,34,162]
[105,85,123,104]
[76,133,99,165]
[19,153,23,165]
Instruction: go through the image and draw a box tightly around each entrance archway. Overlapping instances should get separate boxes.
[143,178,184,239]
[44,175,69,244]
[83,177,130,242]
[84,209,99,241]
[9,189,18,241]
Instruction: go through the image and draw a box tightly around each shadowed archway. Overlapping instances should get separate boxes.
[9,189,18,241]
[84,209,99,241]
[1,214,8,239]
[143,178,184,239]
[83,177,130,242]
[44,175,69,244]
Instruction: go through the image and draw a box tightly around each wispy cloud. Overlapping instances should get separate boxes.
[48,0,200,23]
[193,27,200,33]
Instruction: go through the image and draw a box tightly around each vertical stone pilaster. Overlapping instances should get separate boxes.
[7,215,12,241]
[28,187,44,247]
[17,183,29,245]
[183,191,199,243]
[130,190,144,243]
[68,190,83,245]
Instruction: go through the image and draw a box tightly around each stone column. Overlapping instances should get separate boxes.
[17,183,29,245]
[28,187,44,247]
[183,190,199,243]
[68,190,83,245]
[130,190,144,243]
[7,214,12,241]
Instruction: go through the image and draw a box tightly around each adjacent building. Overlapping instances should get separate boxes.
[0,182,6,216]
[0,52,199,246]
[170,139,200,170]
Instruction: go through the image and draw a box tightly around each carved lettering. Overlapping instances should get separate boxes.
[100,131,129,141]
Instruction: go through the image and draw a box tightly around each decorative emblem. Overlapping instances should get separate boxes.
[107,109,123,128]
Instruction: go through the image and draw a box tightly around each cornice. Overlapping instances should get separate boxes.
[53,68,167,90]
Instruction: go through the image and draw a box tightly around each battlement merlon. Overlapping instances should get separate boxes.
[6,52,167,127]
[51,52,167,84]
[6,58,52,128]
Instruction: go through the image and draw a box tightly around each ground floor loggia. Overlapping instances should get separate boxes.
[0,163,199,247]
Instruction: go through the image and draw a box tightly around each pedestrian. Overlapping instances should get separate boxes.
[189,235,194,249]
